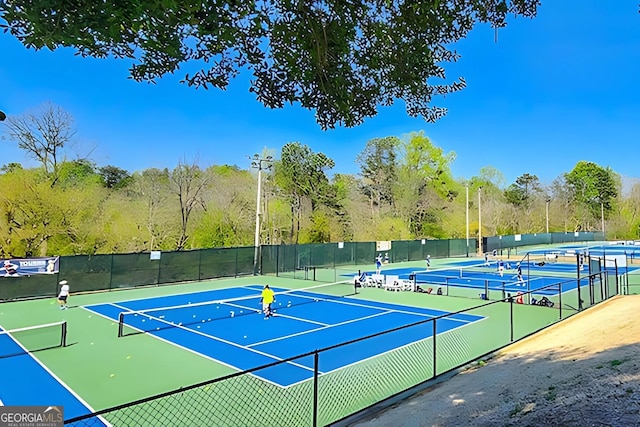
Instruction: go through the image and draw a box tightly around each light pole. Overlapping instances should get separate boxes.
[465,184,469,256]
[478,187,482,255]
[249,154,273,273]
[546,198,550,234]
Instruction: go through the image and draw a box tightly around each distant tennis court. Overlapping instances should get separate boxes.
[350,261,584,297]
[85,284,484,387]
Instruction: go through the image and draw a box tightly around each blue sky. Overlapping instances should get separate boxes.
[1,1,639,186]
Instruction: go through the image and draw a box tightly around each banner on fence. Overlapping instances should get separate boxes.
[0,256,60,277]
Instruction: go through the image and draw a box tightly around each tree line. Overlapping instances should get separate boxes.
[1,103,637,258]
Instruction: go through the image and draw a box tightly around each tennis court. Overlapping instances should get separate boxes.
[85,284,484,387]
[0,322,108,424]
[352,262,583,297]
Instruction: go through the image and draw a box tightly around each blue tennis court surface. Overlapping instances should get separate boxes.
[530,243,640,258]
[0,326,107,425]
[85,285,484,387]
[352,264,580,296]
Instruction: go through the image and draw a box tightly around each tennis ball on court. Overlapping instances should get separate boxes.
[126,356,131,359]
[244,335,247,338]
[109,374,115,378]
[193,315,196,318]
[201,319,205,323]
[90,342,94,345]
[203,386,211,392]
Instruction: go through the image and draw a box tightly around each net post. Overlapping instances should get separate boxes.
[61,321,67,347]
[118,312,124,337]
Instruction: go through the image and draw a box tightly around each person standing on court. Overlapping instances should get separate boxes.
[57,280,70,309]
[516,263,524,286]
[375,254,383,275]
[260,284,276,319]
[426,255,431,269]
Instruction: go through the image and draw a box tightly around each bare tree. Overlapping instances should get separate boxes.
[129,168,175,250]
[2,102,75,180]
[170,158,210,250]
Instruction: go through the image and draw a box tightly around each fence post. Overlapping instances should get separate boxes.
[432,319,437,378]
[510,298,514,342]
[109,254,114,290]
[559,282,563,320]
[576,254,582,311]
[313,350,319,427]
[236,247,240,277]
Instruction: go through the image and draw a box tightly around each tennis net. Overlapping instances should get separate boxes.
[118,281,357,337]
[410,262,500,280]
[407,262,528,290]
[0,321,67,359]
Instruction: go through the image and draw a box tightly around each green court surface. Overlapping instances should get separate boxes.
[0,255,600,426]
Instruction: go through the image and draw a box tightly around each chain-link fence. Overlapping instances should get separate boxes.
[484,231,605,254]
[1,234,608,302]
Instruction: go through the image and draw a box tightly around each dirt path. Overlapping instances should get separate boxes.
[351,295,640,427]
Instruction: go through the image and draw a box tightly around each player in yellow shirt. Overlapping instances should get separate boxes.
[260,284,276,319]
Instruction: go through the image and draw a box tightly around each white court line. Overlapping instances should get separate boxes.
[271,313,328,327]
[248,310,392,347]
[283,292,473,324]
[94,284,264,304]
[84,305,288,388]
[0,322,111,426]
[109,302,317,374]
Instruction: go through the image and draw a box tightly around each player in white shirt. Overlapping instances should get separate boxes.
[57,280,70,310]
